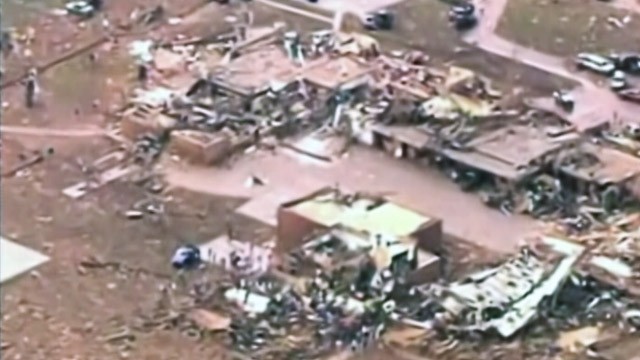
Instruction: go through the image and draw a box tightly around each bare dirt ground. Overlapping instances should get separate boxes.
[1,2,265,359]
[497,0,640,57]
[0,134,271,359]
[0,0,207,85]
[0,1,568,359]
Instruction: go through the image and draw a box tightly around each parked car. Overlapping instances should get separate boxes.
[609,53,640,73]
[363,10,394,31]
[617,88,640,103]
[553,90,575,112]
[448,3,477,30]
[171,245,202,270]
[624,122,640,140]
[576,53,616,75]
[65,0,96,18]
[610,70,628,91]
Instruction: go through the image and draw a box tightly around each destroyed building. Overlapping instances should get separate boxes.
[558,142,640,201]
[418,231,640,343]
[119,24,379,165]
[430,236,585,338]
[276,187,443,286]
[276,187,443,253]
[437,124,573,183]
[287,225,442,286]
[116,19,640,228]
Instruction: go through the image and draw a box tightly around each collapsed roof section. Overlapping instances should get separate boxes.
[441,124,573,182]
[559,143,640,191]
[210,44,301,97]
[566,214,640,298]
[432,236,586,338]
[277,187,442,254]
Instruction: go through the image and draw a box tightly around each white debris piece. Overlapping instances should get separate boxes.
[129,40,154,63]
[131,87,175,107]
[433,236,586,338]
[590,255,633,277]
[224,288,270,314]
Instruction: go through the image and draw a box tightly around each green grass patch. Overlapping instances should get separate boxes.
[497,0,640,56]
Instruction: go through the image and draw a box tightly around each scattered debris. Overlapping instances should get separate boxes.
[2,147,53,178]
[7,8,640,360]
[188,309,231,331]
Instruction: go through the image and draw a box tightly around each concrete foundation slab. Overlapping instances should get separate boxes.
[1,237,49,284]
[235,188,305,226]
[164,145,538,253]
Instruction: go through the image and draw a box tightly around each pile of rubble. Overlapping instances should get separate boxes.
[120,19,380,163]
[153,228,640,360]
[384,233,640,359]
[7,3,639,232]
[110,187,638,360]
[164,253,403,359]
[336,53,640,227]
[560,213,640,298]
[113,12,640,229]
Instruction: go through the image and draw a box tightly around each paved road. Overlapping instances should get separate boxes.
[465,0,640,126]
[164,146,540,253]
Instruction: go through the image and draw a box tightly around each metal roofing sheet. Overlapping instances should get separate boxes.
[290,197,430,236]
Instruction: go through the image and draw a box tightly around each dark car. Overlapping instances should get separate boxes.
[553,90,575,112]
[448,3,475,19]
[609,53,640,73]
[617,88,640,104]
[448,3,478,30]
[171,244,202,270]
[363,9,395,31]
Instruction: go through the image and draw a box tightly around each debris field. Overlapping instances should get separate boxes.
[2,0,640,360]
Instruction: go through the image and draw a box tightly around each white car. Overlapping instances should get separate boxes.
[576,53,616,75]
[609,70,627,91]
[65,0,95,17]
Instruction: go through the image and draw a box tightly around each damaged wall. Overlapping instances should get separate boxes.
[407,249,442,284]
[168,130,233,165]
[121,111,174,140]
[276,188,443,255]
[277,205,326,254]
